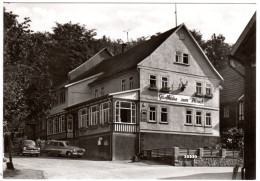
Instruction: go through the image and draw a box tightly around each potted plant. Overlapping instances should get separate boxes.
[205,93,213,98]
[148,84,158,91]
[160,87,171,93]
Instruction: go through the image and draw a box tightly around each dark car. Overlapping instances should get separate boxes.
[43,140,85,157]
[17,140,40,156]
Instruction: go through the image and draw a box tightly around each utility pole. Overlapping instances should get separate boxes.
[175,3,177,27]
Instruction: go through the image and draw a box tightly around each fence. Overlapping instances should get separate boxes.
[142,147,241,160]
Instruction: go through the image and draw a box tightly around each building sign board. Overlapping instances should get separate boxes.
[158,93,204,106]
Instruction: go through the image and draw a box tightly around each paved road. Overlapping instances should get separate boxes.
[5,156,241,179]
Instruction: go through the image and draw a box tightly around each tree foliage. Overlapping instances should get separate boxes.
[4,9,54,132]
[221,127,244,150]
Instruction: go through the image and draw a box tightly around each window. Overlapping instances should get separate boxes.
[205,113,211,126]
[90,105,99,125]
[94,89,98,98]
[115,101,136,123]
[196,82,202,94]
[79,108,88,128]
[101,87,105,96]
[195,111,202,125]
[183,54,189,64]
[53,117,58,134]
[67,114,73,132]
[100,102,110,124]
[149,106,156,122]
[224,106,229,118]
[206,84,212,95]
[186,110,192,124]
[121,79,126,91]
[150,75,157,87]
[175,52,182,63]
[59,115,65,133]
[47,119,52,135]
[238,101,244,121]
[129,76,134,89]
[162,77,168,88]
[161,108,168,123]
[175,52,189,65]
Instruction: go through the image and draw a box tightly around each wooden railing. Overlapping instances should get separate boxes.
[113,123,138,133]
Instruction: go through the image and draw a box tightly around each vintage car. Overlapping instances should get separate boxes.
[17,140,41,156]
[43,140,85,157]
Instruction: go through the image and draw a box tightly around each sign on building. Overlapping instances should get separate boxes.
[158,93,204,106]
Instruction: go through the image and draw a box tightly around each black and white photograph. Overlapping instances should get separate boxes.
[1,0,257,179]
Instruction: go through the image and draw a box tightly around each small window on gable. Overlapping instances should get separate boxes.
[183,54,189,64]
[175,52,182,63]
[179,33,185,40]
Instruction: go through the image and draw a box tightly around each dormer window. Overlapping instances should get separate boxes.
[175,52,189,65]
[94,89,98,98]
[121,79,126,91]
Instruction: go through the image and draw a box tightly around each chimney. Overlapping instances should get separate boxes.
[121,43,127,53]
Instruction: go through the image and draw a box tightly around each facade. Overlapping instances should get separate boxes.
[229,12,256,179]
[219,61,245,131]
[36,24,223,160]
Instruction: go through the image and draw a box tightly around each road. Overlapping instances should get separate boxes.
[4,156,241,179]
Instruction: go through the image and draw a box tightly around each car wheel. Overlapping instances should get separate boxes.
[66,152,72,158]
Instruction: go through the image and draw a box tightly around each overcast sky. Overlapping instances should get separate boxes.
[4,2,256,44]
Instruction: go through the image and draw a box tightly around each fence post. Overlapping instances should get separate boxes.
[199,148,204,158]
[171,147,179,166]
[147,150,151,159]
[221,149,226,158]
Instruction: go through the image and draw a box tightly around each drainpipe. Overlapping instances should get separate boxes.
[137,67,141,154]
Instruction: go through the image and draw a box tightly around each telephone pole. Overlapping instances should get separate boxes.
[175,3,177,27]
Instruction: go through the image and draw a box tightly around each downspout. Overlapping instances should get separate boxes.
[137,67,141,154]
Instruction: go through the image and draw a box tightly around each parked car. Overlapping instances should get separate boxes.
[17,140,40,156]
[43,140,85,157]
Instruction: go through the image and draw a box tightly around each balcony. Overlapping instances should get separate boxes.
[112,123,138,133]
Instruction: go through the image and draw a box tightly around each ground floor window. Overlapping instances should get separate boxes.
[67,114,73,132]
[59,115,65,132]
[160,108,168,123]
[195,111,202,125]
[115,101,136,123]
[238,101,244,121]
[186,110,192,124]
[53,117,58,134]
[205,113,211,126]
[79,108,88,128]
[47,119,52,135]
[100,102,110,124]
[149,106,156,122]
[90,105,99,125]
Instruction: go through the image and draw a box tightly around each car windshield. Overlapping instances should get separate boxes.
[64,141,74,147]
[24,140,35,146]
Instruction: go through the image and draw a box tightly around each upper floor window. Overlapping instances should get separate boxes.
[149,106,156,122]
[121,79,126,91]
[205,113,212,126]
[101,87,105,96]
[161,108,168,123]
[238,101,244,121]
[175,52,189,65]
[196,82,202,95]
[129,76,134,89]
[94,89,98,98]
[67,114,73,132]
[150,75,157,87]
[195,111,202,125]
[206,84,212,95]
[115,101,136,123]
[59,90,65,104]
[162,77,168,88]
[186,110,192,124]
[224,106,229,118]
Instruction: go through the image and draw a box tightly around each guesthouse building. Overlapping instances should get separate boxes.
[37,24,223,160]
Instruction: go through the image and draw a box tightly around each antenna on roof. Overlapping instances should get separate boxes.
[175,3,177,27]
[123,29,131,43]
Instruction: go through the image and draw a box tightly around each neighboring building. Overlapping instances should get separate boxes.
[37,24,223,160]
[229,12,256,180]
[219,60,245,131]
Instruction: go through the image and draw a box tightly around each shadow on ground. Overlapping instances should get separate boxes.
[3,169,44,179]
[161,172,241,180]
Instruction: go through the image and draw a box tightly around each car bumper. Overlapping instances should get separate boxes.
[22,150,40,154]
[72,151,85,156]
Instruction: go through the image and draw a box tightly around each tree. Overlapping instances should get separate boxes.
[221,127,244,151]
[190,29,206,50]
[4,9,54,156]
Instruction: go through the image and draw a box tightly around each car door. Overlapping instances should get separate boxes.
[58,142,67,155]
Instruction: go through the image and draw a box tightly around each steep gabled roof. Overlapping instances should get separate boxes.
[70,25,181,83]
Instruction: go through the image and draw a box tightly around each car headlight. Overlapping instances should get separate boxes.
[72,149,76,153]
[37,147,40,150]
[23,147,26,150]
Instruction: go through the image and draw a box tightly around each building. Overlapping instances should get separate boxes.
[36,23,223,160]
[229,12,256,180]
[219,60,245,131]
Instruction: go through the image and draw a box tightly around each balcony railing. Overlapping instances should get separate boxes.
[113,123,138,133]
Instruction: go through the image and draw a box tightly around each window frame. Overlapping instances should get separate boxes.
[185,109,193,125]
[238,101,244,121]
[205,112,212,127]
[196,82,203,95]
[160,107,168,123]
[148,106,156,122]
[206,84,212,95]
[67,114,73,132]
[149,75,157,87]
[175,52,190,65]
[94,89,98,98]
[115,101,136,124]
[195,111,202,126]
[121,78,126,91]
[100,102,111,124]
[129,76,134,90]
[101,87,105,96]
[161,77,168,89]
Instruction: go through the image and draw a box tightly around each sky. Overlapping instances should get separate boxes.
[3,2,256,44]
